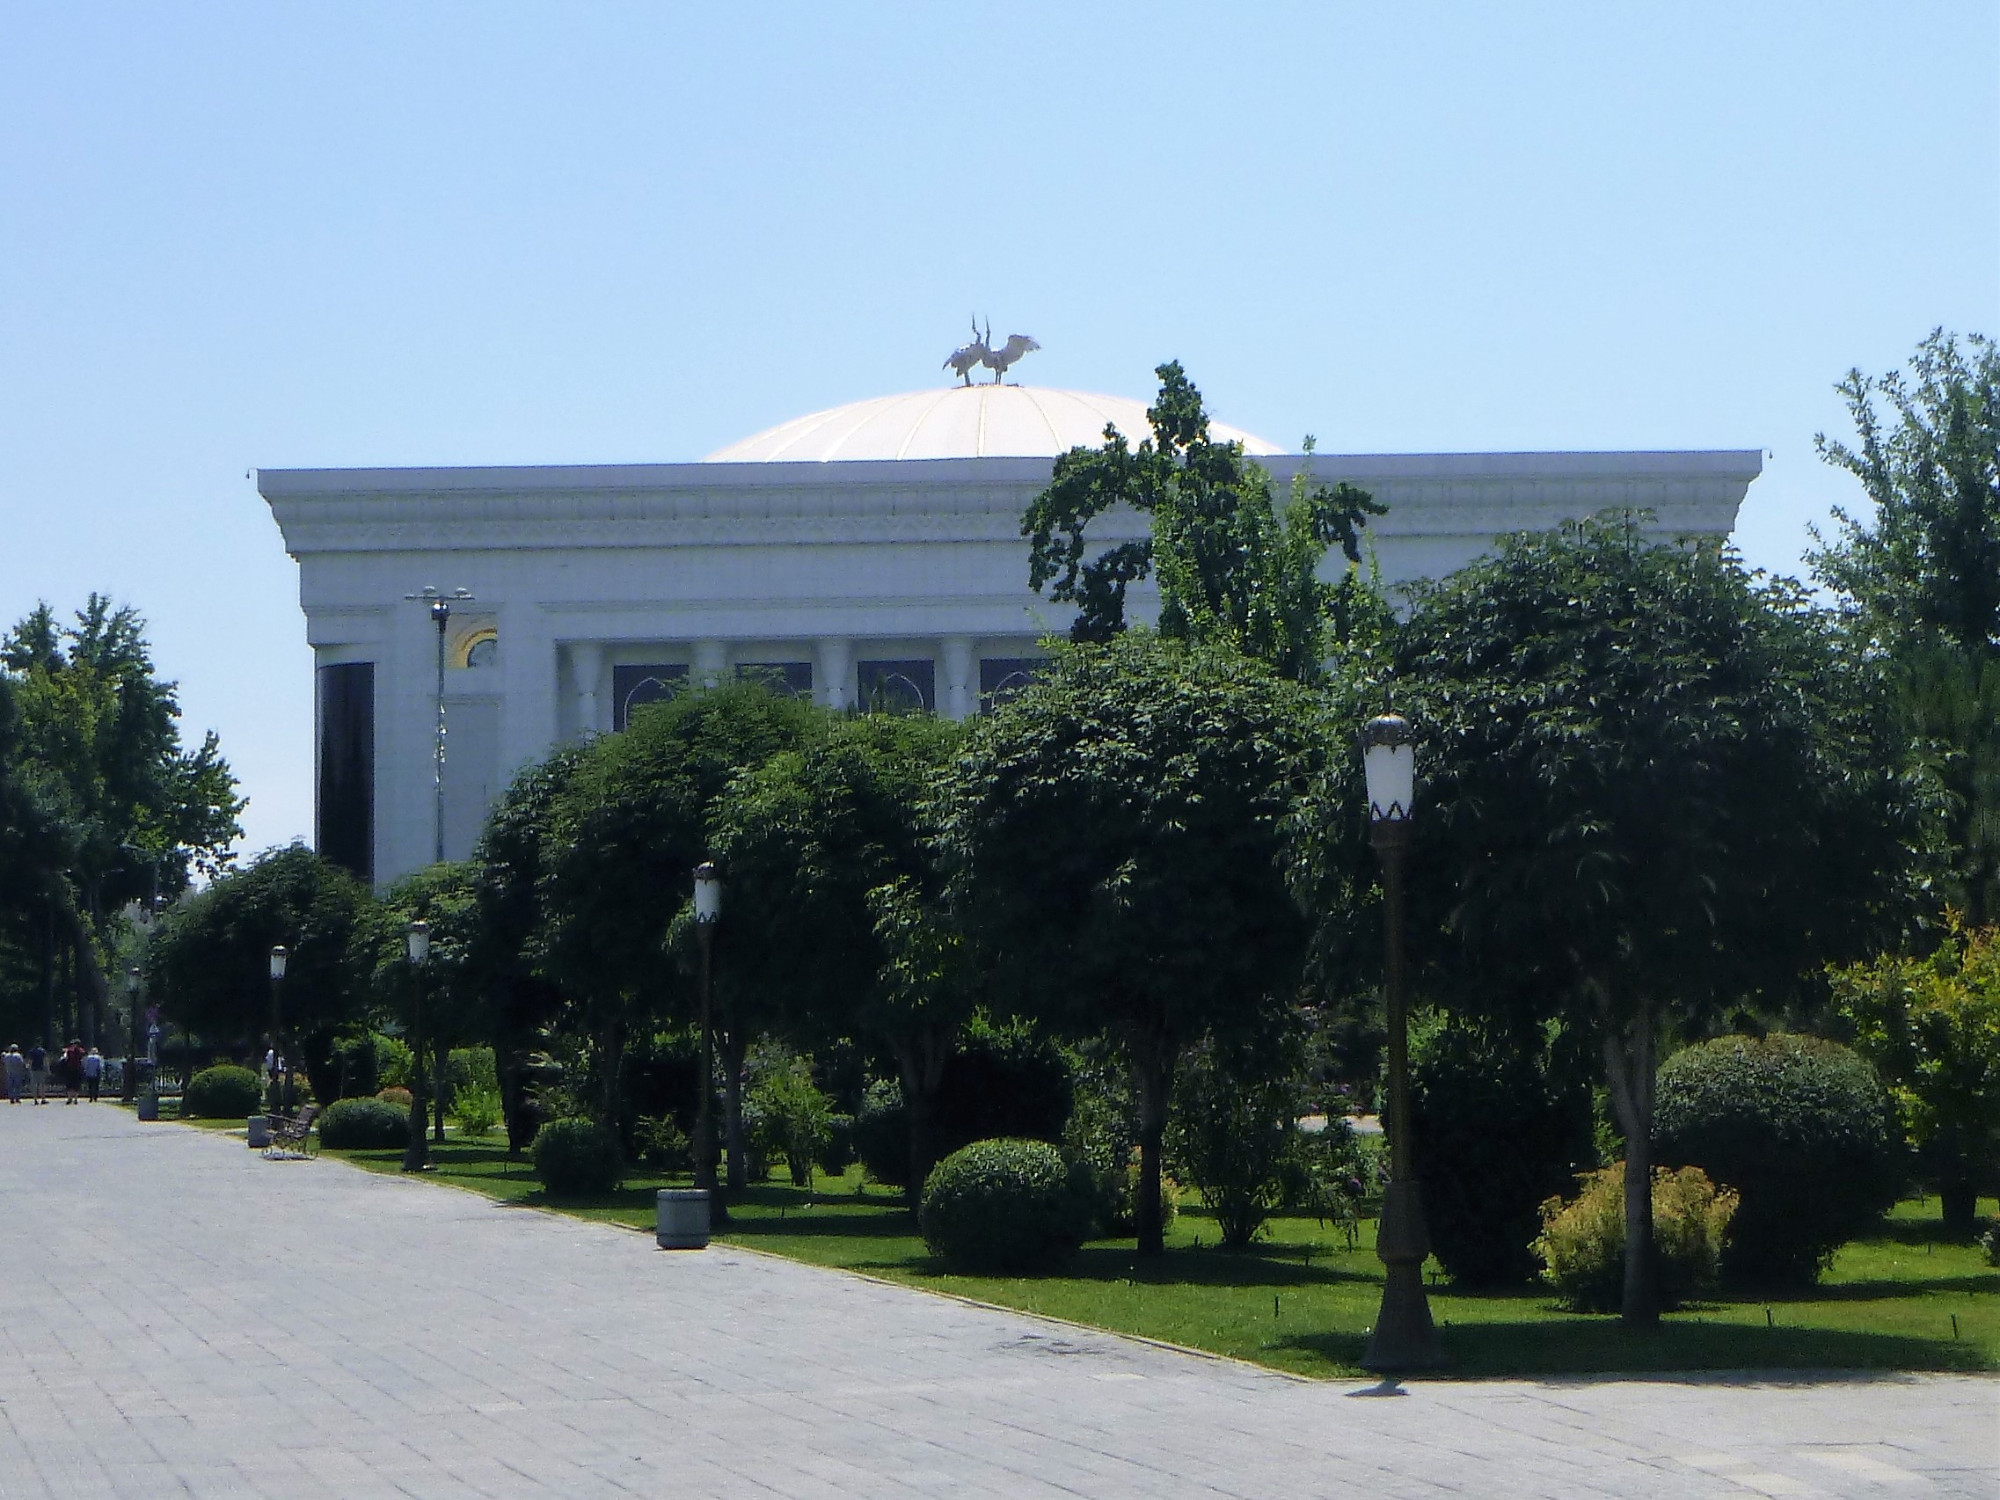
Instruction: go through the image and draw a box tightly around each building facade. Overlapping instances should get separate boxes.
[261,383,1762,886]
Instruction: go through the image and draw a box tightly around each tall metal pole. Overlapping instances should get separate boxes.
[1362,714,1443,1375]
[431,596,449,867]
[691,862,726,1226]
[403,920,431,1172]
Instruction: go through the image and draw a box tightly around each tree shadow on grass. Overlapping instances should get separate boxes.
[1274,1319,1990,1379]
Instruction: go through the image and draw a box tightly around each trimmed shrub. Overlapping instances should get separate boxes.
[817,1112,856,1177]
[318,1096,412,1150]
[1409,1017,1597,1287]
[1533,1164,1738,1313]
[1654,1033,1901,1286]
[854,1078,910,1187]
[1167,1040,1298,1249]
[919,1138,1091,1273]
[747,1047,834,1187]
[532,1117,623,1197]
[633,1114,691,1171]
[376,1086,413,1108]
[182,1065,262,1120]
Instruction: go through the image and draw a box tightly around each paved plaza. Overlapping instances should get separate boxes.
[0,1106,1993,1498]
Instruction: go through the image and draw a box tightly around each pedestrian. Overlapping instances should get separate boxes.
[3,1045,24,1104]
[62,1040,85,1105]
[26,1043,48,1104]
[82,1046,103,1103]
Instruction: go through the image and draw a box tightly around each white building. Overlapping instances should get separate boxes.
[261,383,1761,886]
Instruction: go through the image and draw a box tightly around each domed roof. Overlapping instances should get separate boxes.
[704,385,1281,463]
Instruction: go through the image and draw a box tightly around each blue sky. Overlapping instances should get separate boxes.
[2,2,1995,856]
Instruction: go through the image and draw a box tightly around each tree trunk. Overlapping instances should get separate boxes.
[722,1028,748,1191]
[433,1037,448,1142]
[54,894,108,1055]
[891,1025,956,1211]
[40,900,56,1050]
[1131,1033,1177,1258]
[1598,988,1659,1329]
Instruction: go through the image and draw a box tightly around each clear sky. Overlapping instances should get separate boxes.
[2,2,1996,859]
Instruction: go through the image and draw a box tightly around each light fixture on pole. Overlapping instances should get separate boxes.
[402,920,431,1173]
[1360,710,1444,1374]
[268,946,289,1114]
[405,585,474,866]
[691,862,726,1225]
[124,966,141,1104]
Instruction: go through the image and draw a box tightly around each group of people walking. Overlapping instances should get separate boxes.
[3,1041,103,1104]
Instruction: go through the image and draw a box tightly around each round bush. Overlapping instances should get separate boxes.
[919,1138,1090,1274]
[182,1065,263,1120]
[1410,1019,1596,1287]
[531,1117,624,1198]
[1654,1033,1902,1286]
[318,1096,412,1150]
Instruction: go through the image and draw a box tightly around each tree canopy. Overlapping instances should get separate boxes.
[941,630,1324,1253]
[1396,514,1921,1322]
[1023,362,1385,680]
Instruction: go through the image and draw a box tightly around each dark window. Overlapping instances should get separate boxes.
[317,663,374,883]
[979,657,1042,713]
[734,662,813,698]
[857,658,934,715]
[613,664,688,730]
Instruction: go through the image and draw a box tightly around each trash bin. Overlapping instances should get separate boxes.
[656,1188,711,1250]
[247,1115,271,1149]
[136,1095,159,1122]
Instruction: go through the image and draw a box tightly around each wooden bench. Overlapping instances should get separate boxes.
[264,1103,320,1159]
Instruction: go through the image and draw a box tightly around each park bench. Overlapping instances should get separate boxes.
[264,1103,320,1160]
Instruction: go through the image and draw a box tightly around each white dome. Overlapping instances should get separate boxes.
[704,385,1282,463]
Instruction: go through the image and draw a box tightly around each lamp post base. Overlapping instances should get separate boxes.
[1362,1179,1445,1374]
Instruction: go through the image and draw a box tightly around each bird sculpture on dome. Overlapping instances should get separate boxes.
[943,319,1040,385]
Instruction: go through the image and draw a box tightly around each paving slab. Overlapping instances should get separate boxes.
[0,1104,1993,1498]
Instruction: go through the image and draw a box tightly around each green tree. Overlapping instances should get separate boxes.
[467,746,585,1151]
[1,597,241,1047]
[942,632,1324,1254]
[1812,330,2000,923]
[535,682,821,1151]
[361,861,482,1144]
[1396,516,1921,1325]
[712,712,967,1200]
[1831,919,2000,1235]
[148,843,372,1101]
[1023,363,1386,679]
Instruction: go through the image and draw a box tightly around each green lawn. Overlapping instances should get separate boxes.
[308,1131,1999,1380]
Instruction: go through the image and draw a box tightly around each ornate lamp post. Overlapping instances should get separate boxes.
[402,920,432,1172]
[691,862,726,1224]
[267,946,289,1114]
[405,586,474,866]
[123,966,142,1104]
[1361,711,1444,1374]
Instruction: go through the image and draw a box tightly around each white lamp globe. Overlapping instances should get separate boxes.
[693,862,723,924]
[1361,713,1416,823]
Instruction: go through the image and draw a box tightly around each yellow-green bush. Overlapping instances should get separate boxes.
[1533,1164,1738,1313]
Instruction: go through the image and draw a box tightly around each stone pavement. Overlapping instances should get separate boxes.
[1,1106,1993,1499]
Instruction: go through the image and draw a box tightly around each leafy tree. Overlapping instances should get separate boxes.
[361,861,482,1144]
[1832,919,2000,1234]
[468,746,586,1151]
[1813,331,2000,924]
[942,631,1324,1254]
[1396,516,1921,1324]
[148,843,371,1101]
[712,712,966,1200]
[1023,363,1386,679]
[535,682,820,1149]
[0,597,241,1047]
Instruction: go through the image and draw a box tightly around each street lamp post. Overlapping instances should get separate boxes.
[123,966,141,1104]
[691,862,726,1225]
[402,920,431,1172]
[405,585,474,866]
[267,946,289,1114]
[1360,711,1444,1374]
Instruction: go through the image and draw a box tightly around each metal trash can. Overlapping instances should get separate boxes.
[247,1115,271,1148]
[656,1188,711,1250]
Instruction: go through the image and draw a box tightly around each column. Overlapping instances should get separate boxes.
[693,639,729,689]
[940,636,975,721]
[814,638,853,711]
[569,641,605,738]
